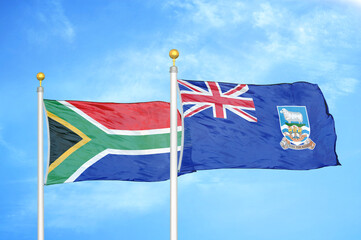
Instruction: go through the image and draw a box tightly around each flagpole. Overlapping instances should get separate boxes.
[37,72,45,240]
[169,49,179,240]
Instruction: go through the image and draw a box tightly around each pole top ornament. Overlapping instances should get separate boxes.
[37,72,45,86]
[169,49,179,66]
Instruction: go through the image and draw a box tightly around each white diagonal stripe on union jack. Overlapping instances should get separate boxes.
[178,80,257,121]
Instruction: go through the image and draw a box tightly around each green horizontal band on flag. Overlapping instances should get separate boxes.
[44,100,182,185]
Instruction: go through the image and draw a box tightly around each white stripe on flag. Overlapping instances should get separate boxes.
[65,147,182,183]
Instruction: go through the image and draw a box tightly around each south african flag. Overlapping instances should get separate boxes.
[44,100,183,185]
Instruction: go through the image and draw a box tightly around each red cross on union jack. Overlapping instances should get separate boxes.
[178,79,257,122]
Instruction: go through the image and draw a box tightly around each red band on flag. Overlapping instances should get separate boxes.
[67,101,182,131]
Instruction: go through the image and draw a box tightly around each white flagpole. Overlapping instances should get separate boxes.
[37,72,45,240]
[169,49,179,240]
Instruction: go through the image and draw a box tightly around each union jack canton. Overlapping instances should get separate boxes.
[178,79,257,122]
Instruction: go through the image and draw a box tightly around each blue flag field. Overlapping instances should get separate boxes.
[178,80,339,172]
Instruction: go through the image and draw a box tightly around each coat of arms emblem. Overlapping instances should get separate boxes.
[277,106,316,150]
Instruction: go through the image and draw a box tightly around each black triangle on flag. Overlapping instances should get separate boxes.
[48,117,82,165]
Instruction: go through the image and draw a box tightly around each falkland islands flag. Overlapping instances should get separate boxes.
[177,79,339,172]
[44,100,186,185]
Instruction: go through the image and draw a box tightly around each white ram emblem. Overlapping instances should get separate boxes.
[277,106,315,150]
[280,108,303,124]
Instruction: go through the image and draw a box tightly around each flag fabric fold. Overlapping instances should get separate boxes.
[44,99,185,185]
[177,79,339,172]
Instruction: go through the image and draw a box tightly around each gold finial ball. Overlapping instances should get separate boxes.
[36,72,45,81]
[169,49,179,60]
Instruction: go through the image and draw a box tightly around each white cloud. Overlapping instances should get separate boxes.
[332,0,361,7]
[61,0,359,107]
[29,0,75,43]
[339,78,359,93]
[253,2,283,28]
[248,3,361,103]
[45,181,168,229]
[165,0,246,28]
[320,77,359,108]
[51,1,360,111]
[2,180,168,231]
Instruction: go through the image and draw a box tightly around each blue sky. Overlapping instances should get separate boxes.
[1,0,361,239]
